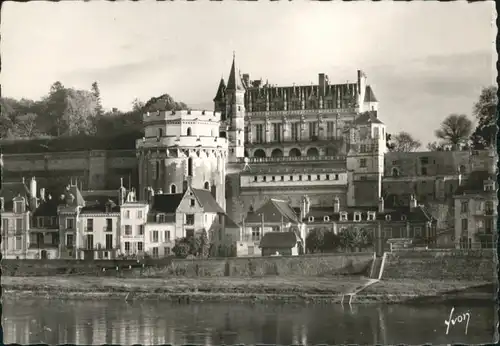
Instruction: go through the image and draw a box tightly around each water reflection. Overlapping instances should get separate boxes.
[3,298,496,345]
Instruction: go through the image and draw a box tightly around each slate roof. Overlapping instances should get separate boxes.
[303,203,435,224]
[364,85,378,102]
[245,199,299,224]
[80,199,120,214]
[0,181,31,210]
[151,193,184,213]
[192,189,225,213]
[223,214,240,229]
[213,78,226,101]
[33,198,59,217]
[456,170,494,195]
[226,56,245,91]
[353,111,383,125]
[260,232,299,249]
[57,185,85,207]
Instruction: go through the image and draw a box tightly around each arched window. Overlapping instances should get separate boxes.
[204,181,210,190]
[187,127,192,136]
[170,184,177,194]
[271,149,283,157]
[307,147,319,156]
[289,148,301,157]
[253,149,266,158]
[158,128,163,138]
[188,157,193,176]
[392,167,400,177]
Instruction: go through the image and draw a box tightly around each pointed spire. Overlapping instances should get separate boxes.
[364,85,378,102]
[214,77,226,101]
[226,53,244,91]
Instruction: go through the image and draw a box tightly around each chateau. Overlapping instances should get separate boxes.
[1,55,496,258]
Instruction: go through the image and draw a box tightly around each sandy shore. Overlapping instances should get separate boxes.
[2,276,494,304]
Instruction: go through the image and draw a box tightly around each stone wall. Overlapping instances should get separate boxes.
[151,252,374,277]
[382,250,496,282]
[2,253,374,278]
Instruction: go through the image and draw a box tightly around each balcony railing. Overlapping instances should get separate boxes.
[238,155,346,164]
[28,243,59,249]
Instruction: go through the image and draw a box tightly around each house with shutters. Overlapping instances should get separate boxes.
[144,185,239,258]
[78,198,121,260]
[118,186,149,258]
[58,182,86,259]
[29,187,60,259]
[302,194,436,253]
[0,177,37,259]
[239,198,305,257]
[454,170,496,249]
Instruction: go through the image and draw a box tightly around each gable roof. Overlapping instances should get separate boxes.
[245,199,299,224]
[151,193,184,213]
[456,170,494,195]
[223,214,240,229]
[192,188,225,213]
[213,78,226,101]
[260,232,299,248]
[353,111,383,125]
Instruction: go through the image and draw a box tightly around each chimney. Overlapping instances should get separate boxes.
[40,188,46,202]
[118,177,126,206]
[242,74,250,86]
[30,177,37,199]
[319,73,326,96]
[409,194,418,210]
[147,187,155,206]
[333,196,340,213]
[378,197,384,213]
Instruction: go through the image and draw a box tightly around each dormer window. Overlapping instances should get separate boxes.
[354,212,362,222]
[308,216,315,222]
[367,212,376,221]
[392,167,400,177]
[340,212,348,221]
[385,214,391,221]
[157,214,166,223]
[14,198,25,214]
[323,216,330,222]
[401,215,407,221]
[484,181,494,191]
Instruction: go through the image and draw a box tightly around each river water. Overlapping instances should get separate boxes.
[3,298,497,345]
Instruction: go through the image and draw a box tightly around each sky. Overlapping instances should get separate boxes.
[1,1,496,145]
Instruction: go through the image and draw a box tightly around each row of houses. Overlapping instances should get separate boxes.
[1,169,495,260]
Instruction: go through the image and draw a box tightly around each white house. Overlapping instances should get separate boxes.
[118,187,149,258]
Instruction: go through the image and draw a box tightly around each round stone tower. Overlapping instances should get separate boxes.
[136,109,228,210]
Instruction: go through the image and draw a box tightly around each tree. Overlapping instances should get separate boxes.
[199,229,210,258]
[14,113,41,138]
[91,81,104,117]
[426,141,445,151]
[305,228,325,253]
[470,86,497,149]
[389,131,422,152]
[44,81,68,136]
[435,114,472,147]
[385,133,395,151]
[172,238,190,258]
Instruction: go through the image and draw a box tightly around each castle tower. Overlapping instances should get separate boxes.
[224,53,246,162]
[136,105,228,210]
[345,112,385,207]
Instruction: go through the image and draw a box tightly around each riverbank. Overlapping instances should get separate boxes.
[2,276,494,304]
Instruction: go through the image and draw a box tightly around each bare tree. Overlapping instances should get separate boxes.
[15,113,41,138]
[390,131,422,152]
[435,114,472,147]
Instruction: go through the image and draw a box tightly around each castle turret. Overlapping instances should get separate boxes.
[136,106,228,209]
[225,53,246,162]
